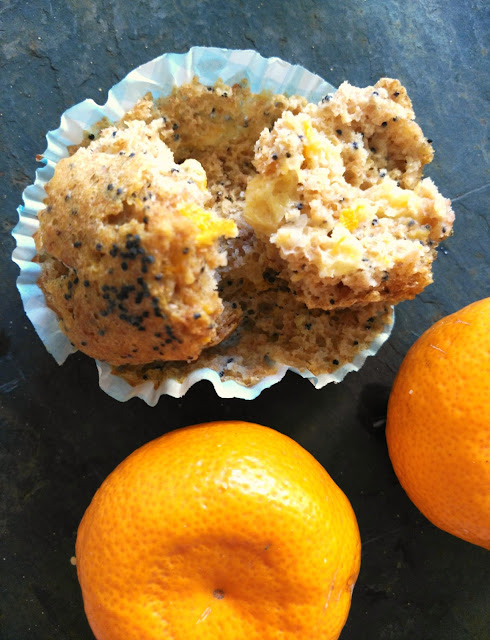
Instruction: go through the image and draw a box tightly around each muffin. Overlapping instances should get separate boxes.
[30,61,452,394]
[35,119,237,366]
[244,78,454,311]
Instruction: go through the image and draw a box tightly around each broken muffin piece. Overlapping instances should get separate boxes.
[35,119,237,366]
[244,78,454,311]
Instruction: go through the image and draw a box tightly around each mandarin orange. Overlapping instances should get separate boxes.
[75,421,361,640]
[386,298,490,549]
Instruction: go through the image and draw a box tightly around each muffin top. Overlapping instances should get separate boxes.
[35,119,237,366]
[244,78,454,310]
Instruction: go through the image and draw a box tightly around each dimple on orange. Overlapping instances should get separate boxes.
[75,421,361,640]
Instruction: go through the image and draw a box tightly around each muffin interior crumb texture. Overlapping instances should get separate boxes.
[35,77,453,388]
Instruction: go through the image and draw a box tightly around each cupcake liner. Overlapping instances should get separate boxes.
[12,46,394,403]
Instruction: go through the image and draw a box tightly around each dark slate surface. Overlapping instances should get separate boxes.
[1,1,489,639]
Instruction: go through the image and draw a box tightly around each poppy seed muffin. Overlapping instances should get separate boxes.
[34,76,451,387]
[35,119,237,366]
[244,78,454,311]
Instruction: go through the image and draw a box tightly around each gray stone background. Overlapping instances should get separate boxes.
[1,1,489,638]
